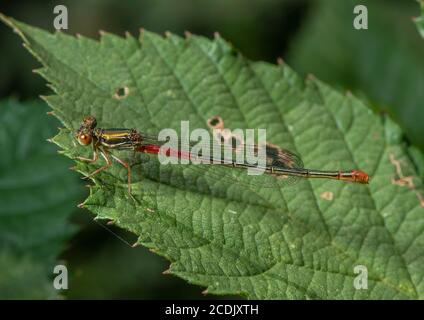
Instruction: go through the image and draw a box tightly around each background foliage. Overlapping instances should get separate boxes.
[0,0,423,299]
[0,99,81,299]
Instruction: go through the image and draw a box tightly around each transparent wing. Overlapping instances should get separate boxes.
[136,133,304,189]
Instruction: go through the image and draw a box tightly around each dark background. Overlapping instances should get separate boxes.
[0,0,422,299]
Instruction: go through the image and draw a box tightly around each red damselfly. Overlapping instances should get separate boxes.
[75,116,369,197]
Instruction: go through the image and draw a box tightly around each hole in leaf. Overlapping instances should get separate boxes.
[207,116,224,130]
[114,86,129,99]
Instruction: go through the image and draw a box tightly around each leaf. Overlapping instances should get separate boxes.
[2,14,424,300]
[288,0,424,151]
[416,0,424,38]
[0,99,82,299]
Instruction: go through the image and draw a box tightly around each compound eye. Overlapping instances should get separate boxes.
[78,133,92,146]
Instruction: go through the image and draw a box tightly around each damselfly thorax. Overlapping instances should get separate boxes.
[94,128,143,150]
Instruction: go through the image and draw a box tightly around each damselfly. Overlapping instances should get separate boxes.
[75,116,369,197]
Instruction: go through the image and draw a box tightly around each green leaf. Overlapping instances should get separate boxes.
[2,14,424,300]
[0,99,82,299]
[288,0,424,151]
[416,0,424,37]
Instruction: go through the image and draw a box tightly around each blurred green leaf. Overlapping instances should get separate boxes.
[289,0,424,151]
[2,14,424,299]
[0,99,82,299]
[0,250,55,299]
[0,0,305,100]
[65,233,214,299]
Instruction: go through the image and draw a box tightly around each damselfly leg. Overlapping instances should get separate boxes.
[78,146,135,200]
[81,147,112,180]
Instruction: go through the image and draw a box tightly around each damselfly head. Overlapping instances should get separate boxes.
[75,116,97,146]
